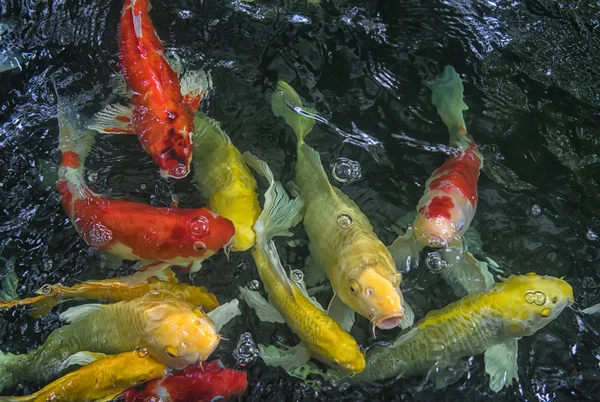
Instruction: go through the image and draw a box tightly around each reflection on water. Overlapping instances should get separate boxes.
[1,0,599,400]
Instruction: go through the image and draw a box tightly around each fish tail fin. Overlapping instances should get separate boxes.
[53,82,96,178]
[271,81,316,147]
[427,65,469,143]
[27,297,59,318]
[0,351,27,393]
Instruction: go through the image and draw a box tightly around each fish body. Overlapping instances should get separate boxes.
[122,360,248,402]
[352,273,573,388]
[0,274,219,318]
[0,296,219,391]
[117,0,197,179]
[0,351,167,402]
[192,114,261,252]
[271,82,405,330]
[56,94,234,273]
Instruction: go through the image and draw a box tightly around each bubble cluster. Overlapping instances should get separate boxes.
[233,332,259,368]
[330,158,361,184]
[86,222,113,247]
[425,252,447,274]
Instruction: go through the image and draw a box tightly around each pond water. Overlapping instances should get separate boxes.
[1,0,599,401]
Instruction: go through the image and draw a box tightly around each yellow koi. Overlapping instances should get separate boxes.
[0,351,166,402]
[271,81,409,330]
[192,113,261,252]
[239,154,365,373]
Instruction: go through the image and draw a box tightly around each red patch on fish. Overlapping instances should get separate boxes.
[424,196,454,220]
[427,142,481,207]
[122,360,248,402]
[60,151,81,169]
[115,115,131,123]
[118,0,195,178]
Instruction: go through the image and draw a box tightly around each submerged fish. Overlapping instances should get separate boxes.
[271,81,409,331]
[192,113,261,252]
[56,91,234,276]
[0,296,219,391]
[346,273,573,392]
[122,360,248,402]
[238,153,365,373]
[0,270,219,318]
[0,351,167,402]
[88,0,210,179]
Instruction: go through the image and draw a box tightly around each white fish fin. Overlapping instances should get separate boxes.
[388,229,422,272]
[87,103,134,135]
[258,343,310,372]
[390,211,417,235]
[271,81,316,144]
[207,299,241,332]
[0,267,18,301]
[59,351,107,371]
[326,294,355,332]
[582,303,600,315]
[285,181,301,198]
[188,260,203,275]
[430,361,469,390]
[152,267,178,283]
[427,65,469,143]
[120,262,172,286]
[290,270,325,311]
[440,249,495,296]
[307,283,331,296]
[238,286,285,323]
[462,226,483,255]
[391,327,419,348]
[484,339,519,393]
[181,70,212,109]
[400,298,415,330]
[304,255,326,287]
[59,303,105,323]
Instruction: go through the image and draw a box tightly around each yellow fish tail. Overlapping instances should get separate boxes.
[271,81,316,146]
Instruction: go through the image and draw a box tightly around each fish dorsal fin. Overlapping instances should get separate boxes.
[326,294,355,332]
[59,351,107,371]
[59,303,105,324]
[289,269,325,311]
[206,299,241,332]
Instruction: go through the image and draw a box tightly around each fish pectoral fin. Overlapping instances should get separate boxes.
[390,211,417,235]
[462,226,483,254]
[59,351,108,372]
[439,249,495,296]
[258,343,311,372]
[180,69,213,110]
[87,103,135,135]
[484,339,519,393]
[582,303,600,315]
[326,294,355,332]
[388,229,422,272]
[428,361,469,390]
[289,361,324,382]
[151,266,179,284]
[59,303,105,324]
[238,286,285,324]
[207,299,241,332]
[400,298,415,329]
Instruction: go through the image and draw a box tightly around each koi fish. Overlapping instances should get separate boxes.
[0,269,219,318]
[0,351,167,402]
[192,113,261,252]
[0,295,222,391]
[271,81,411,331]
[238,153,365,373]
[88,0,210,179]
[345,273,573,392]
[122,360,248,402]
[388,65,490,295]
[56,89,234,277]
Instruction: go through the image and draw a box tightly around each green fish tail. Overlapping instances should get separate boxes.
[0,351,28,392]
[271,81,316,146]
[427,65,469,143]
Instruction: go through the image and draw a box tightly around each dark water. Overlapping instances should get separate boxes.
[1,0,600,400]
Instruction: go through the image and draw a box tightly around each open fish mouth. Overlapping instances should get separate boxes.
[375,315,404,330]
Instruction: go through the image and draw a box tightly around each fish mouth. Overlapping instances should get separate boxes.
[375,315,404,330]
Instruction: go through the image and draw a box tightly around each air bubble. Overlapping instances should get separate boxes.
[86,222,113,247]
[172,164,188,177]
[179,9,192,19]
[290,269,304,282]
[247,280,260,290]
[330,158,361,184]
[42,258,53,271]
[87,170,98,184]
[425,252,447,273]
[586,229,598,242]
[189,216,210,236]
[531,204,541,216]
[337,213,353,229]
[233,332,259,368]
[135,346,149,358]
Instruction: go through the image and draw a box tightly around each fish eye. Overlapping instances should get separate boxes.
[40,284,52,294]
[349,279,361,294]
[365,288,373,297]
[193,241,206,251]
[457,220,465,231]
[551,296,558,304]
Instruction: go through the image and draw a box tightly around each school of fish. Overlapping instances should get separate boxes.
[0,1,581,401]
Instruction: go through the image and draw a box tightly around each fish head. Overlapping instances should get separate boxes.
[412,207,465,248]
[326,344,366,373]
[498,273,574,337]
[185,210,236,257]
[341,266,405,330]
[123,351,167,388]
[141,103,195,179]
[143,300,220,369]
